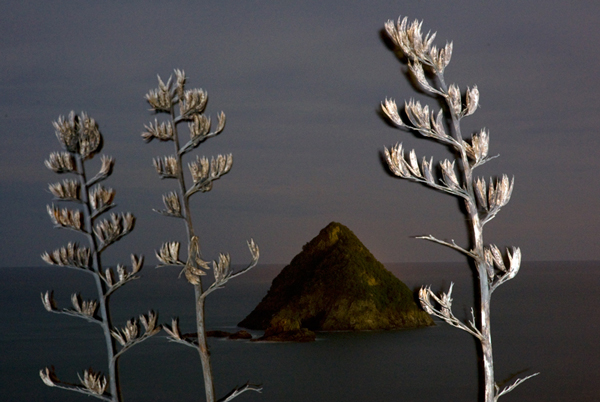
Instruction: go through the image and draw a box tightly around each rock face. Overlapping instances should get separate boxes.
[238,222,434,336]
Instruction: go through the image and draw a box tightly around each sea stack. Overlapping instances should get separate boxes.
[239,222,433,340]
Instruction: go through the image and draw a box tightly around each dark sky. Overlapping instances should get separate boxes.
[2,1,599,267]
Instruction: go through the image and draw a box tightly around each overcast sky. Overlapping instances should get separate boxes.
[2,1,599,267]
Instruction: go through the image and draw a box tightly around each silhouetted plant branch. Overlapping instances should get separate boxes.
[142,70,261,402]
[381,16,538,402]
[40,112,160,401]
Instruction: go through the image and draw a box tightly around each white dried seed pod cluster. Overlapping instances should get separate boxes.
[142,119,174,142]
[474,175,514,224]
[212,253,232,285]
[183,236,211,285]
[202,239,261,298]
[146,75,174,112]
[39,367,57,387]
[153,155,178,178]
[405,99,432,130]
[464,85,479,117]
[94,213,135,249]
[181,111,226,154]
[102,254,143,289]
[155,191,181,217]
[162,317,184,342]
[53,111,102,159]
[447,84,462,116]
[189,114,211,140]
[485,246,522,289]
[45,151,75,173]
[384,17,452,74]
[98,155,114,179]
[463,129,489,166]
[384,143,425,179]
[41,242,91,269]
[381,98,452,144]
[180,88,208,117]
[247,239,260,265]
[188,153,233,193]
[381,98,404,126]
[71,293,98,317]
[89,185,115,215]
[47,205,83,231]
[111,311,160,348]
[440,159,460,190]
[41,291,57,312]
[156,241,184,266]
[384,143,468,199]
[49,179,80,201]
[174,69,186,98]
[78,368,108,396]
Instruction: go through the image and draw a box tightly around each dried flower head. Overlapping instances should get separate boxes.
[111,319,139,346]
[146,74,174,112]
[45,152,75,173]
[89,185,115,214]
[447,84,462,116]
[464,129,489,166]
[156,241,184,266]
[488,175,514,211]
[180,88,208,117]
[212,253,232,285]
[53,111,102,159]
[153,155,179,178]
[464,85,479,117]
[39,367,58,387]
[174,69,186,99]
[381,98,404,127]
[156,191,181,217]
[384,16,452,74]
[48,179,81,201]
[188,154,233,192]
[41,242,91,269]
[162,317,182,340]
[142,119,174,142]
[78,368,107,396]
[440,159,460,190]
[41,291,57,312]
[94,213,135,248]
[47,204,83,231]
[71,293,98,317]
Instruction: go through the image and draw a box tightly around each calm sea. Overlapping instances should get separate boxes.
[1,261,599,401]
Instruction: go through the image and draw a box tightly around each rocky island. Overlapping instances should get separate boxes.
[239,222,433,341]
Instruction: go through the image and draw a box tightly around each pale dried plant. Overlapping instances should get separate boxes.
[142,69,261,402]
[381,17,538,401]
[40,112,160,401]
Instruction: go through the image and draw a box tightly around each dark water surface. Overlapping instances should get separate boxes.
[1,261,598,401]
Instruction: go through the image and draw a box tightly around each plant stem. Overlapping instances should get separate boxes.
[78,154,120,402]
[170,106,216,402]
[440,72,496,402]
[195,287,215,402]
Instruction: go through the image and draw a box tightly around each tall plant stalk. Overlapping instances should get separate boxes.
[142,70,260,402]
[380,17,538,401]
[40,112,160,401]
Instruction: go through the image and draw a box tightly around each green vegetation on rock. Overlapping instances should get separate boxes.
[239,222,434,336]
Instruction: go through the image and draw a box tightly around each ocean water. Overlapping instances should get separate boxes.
[1,261,599,401]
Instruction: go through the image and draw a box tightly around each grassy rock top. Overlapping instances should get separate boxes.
[239,222,433,336]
